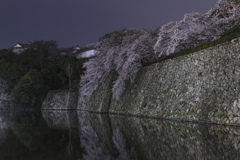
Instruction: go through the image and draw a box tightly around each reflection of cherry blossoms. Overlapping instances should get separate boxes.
[80,0,240,99]
[112,128,138,160]
[80,125,112,160]
[79,125,138,160]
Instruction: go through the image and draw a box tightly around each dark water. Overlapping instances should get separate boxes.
[0,109,240,160]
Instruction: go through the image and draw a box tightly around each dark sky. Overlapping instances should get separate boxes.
[0,0,217,49]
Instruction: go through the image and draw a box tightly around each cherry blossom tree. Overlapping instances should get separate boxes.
[81,0,240,99]
[154,0,240,57]
[80,28,158,99]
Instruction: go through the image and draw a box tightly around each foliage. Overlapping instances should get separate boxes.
[60,56,87,89]
[0,53,28,92]
[0,40,86,108]
[72,58,86,82]
[61,56,77,89]
[11,69,48,108]
[80,0,240,99]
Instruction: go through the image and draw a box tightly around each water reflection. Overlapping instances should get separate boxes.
[1,110,240,159]
[0,111,8,145]
[0,110,83,160]
[77,112,138,160]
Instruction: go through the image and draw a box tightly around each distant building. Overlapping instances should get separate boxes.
[60,45,96,59]
[72,45,81,53]
[12,42,97,58]
[75,48,96,59]
[12,42,32,54]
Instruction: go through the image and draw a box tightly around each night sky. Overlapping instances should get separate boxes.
[0,0,217,49]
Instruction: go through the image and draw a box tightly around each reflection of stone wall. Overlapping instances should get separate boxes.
[77,112,138,160]
[110,115,240,160]
[42,110,240,159]
[78,37,240,126]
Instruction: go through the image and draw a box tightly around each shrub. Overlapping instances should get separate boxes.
[11,69,48,108]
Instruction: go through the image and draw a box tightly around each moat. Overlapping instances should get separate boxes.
[1,109,240,160]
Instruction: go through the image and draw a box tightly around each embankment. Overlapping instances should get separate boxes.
[43,37,240,125]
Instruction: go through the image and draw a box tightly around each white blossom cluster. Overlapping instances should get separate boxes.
[154,0,240,57]
[80,29,158,99]
[80,0,240,99]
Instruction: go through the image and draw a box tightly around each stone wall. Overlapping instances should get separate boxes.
[42,90,78,110]
[77,74,114,113]
[78,37,240,125]
[42,110,79,129]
